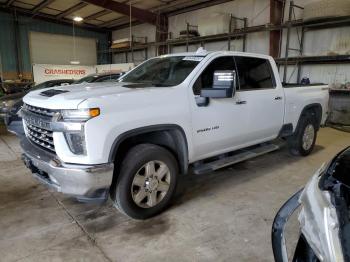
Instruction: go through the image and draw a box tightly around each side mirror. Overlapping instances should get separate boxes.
[200,70,236,98]
[195,96,209,107]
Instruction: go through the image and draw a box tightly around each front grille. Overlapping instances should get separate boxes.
[22,103,57,153]
[22,103,58,117]
[25,123,55,152]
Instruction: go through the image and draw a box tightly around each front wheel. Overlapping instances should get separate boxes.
[113,144,178,219]
[288,114,317,156]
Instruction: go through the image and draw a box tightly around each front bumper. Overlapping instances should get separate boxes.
[20,137,114,200]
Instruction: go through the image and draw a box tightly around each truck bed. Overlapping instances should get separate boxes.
[282,83,325,88]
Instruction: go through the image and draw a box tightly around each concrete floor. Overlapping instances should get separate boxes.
[0,126,349,262]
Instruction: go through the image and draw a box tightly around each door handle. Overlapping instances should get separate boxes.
[274,96,283,100]
[236,100,247,105]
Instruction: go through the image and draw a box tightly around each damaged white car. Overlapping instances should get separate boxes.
[272,146,350,261]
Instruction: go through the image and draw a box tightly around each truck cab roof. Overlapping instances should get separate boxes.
[161,49,273,61]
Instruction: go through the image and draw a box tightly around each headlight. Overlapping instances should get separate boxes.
[61,108,100,122]
[55,108,99,155]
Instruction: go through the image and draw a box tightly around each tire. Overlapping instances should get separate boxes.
[113,144,178,219]
[288,113,317,156]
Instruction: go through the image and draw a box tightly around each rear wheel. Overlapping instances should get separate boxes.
[288,114,317,156]
[113,144,178,219]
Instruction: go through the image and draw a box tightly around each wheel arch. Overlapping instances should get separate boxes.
[295,103,323,133]
[109,124,189,177]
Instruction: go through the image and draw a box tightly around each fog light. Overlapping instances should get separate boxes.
[64,132,86,155]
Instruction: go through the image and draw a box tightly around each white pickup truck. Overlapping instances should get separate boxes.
[20,50,329,219]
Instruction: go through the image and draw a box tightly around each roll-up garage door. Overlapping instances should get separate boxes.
[29,31,97,65]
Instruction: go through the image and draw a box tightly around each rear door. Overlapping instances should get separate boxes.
[233,56,284,143]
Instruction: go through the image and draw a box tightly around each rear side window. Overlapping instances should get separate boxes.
[234,56,275,91]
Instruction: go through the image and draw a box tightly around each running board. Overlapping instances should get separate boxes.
[193,143,280,175]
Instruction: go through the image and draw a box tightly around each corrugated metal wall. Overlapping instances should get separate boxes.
[112,0,350,85]
[0,11,109,80]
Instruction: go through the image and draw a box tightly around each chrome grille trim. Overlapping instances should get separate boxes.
[23,103,58,117]
[26,124,53,137]
[22,103,56,153]
[26,125,54,145]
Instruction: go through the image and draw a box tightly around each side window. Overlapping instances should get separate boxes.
[234,56,275,91]
[193,56,236,95]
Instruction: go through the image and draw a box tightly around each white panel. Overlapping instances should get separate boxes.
[127,50,147,64]
[29,32,97,65]
[168,0,270,38]
[279,65,299,83]
[303,27,350,56]
[171,45,187,54]
[95,63,134,73]
[204,40,239,52]
[300,65,350,84]
[280,26,350,57]
[280,0,350,84]
[279,64,350,85]
[148,46,157,58]
[246,32,269,54]
[113,53,127,64]
[112,24,156,42]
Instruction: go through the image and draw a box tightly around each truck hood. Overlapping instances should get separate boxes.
[22,82,156,109]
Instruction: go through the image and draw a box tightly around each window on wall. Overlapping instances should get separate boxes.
[234,56,275,91]
[193,56,236,95]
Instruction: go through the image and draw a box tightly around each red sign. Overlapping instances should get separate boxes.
[44,68,87,75]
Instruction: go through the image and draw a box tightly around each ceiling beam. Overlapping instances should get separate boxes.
[82,0,163,25]
[100,17,132,28]
[104,18,141,29]
[0,6,108,33]
[56,2,88,19]
[108,0,231,30]
[165,0,235,16]
[31,0,55,13]
[84,9,112,21]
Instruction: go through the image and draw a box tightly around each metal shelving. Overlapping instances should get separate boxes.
[110,35,148,63]
[276,54,350,65]
[166,15,248,53]
[281,1,350,83]
[106,6,350,66]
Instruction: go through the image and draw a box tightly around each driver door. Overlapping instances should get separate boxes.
[190,56,250,161]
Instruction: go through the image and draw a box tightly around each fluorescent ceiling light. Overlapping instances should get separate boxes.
[70,61,80,65]
[73,16,83,22]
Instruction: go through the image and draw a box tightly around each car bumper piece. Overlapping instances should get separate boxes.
[20,136,114,201]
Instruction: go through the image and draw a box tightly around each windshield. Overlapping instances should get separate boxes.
[120,56,201,87]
